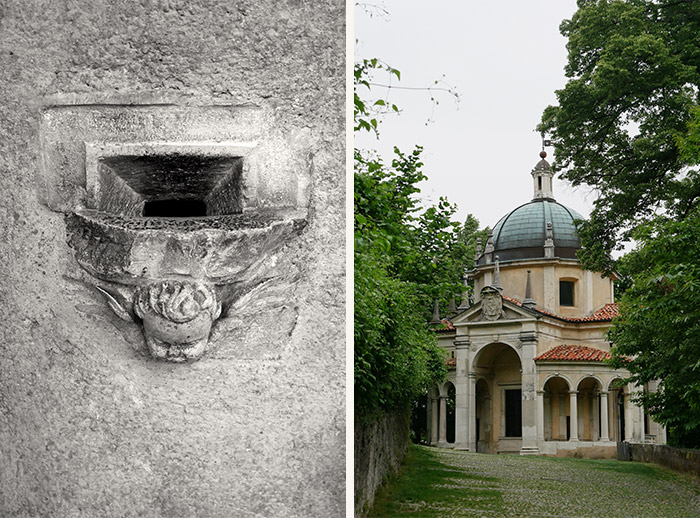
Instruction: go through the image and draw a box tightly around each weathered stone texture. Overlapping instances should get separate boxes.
[0,1,344,516]
[354,411,410,517]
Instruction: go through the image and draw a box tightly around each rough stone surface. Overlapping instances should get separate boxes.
[0,1,345,516]
[622,442,700,478]
[354,411,410,517]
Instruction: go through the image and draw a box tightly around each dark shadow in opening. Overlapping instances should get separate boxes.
[143,199,207,217]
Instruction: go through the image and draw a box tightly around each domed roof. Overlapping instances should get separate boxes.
[490,199,583,261]
[477,152,585,263]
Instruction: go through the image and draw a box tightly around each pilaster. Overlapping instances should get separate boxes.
[453,336,470,450]
[519,331,539,454]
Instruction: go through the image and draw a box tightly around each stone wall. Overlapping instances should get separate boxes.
[354,410,411,517]
[0,1,345,516]
[619,443,700,478]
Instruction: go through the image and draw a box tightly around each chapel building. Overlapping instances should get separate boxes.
[428,151,666,458]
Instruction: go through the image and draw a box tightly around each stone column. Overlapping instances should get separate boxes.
[467,373,477,451]
[429,396,439,445]
[453,337,470,450]
[600,391,610,441]
[544,265,555,311]
[519,330,539,454]
[438,396,447,445]
[536,390,545,442]
[569,391,579,441]
[624,384,634,442]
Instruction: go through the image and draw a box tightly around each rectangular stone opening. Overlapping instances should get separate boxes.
[143,199,208,217]
[95,154,244,218]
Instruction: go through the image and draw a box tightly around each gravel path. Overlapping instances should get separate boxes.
[384,446,700,517]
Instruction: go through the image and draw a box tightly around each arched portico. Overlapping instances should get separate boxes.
[576,377,603,441]
[431,381,456,446]
[543,376,571,441]
[608,377,628,441]
[471,342,522,453]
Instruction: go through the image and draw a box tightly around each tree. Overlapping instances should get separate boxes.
[354,61,484,419]
[539,0,700,274]
[607,211,700,448]
[540,0,700,446]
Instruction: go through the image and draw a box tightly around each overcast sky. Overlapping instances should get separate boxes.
[355,0,597,229]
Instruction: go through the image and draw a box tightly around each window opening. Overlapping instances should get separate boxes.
[559,280,575,306]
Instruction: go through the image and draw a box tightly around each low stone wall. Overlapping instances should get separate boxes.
[354,410,411,517]
[619,442,700,478]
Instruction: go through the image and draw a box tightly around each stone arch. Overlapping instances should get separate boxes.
[472,341,522,370]
[439,380,455,397]
[606,377,626,392]
[576,376,603,441]
[541,373,572,392]
[576,374,604,391]
[542,376,571,441]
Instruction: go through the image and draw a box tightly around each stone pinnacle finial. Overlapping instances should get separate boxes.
[448,296,457,314]
[430,299,441,324]
[474,237,483,266]
[493,255,502,291]
[484,231,494,263]
[544,222,555,258]
[458,269,471,310]
[523,269,536,309]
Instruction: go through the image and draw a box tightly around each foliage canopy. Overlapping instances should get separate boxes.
[541,0,700,446]
[354,60,485,419]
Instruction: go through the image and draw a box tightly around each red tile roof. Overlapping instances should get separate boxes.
[433,318,455,333]
[535,344,612,362]
[502,296,619,323]
[446,357,456,367]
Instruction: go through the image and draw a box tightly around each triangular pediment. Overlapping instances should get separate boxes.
[450,297,539,325]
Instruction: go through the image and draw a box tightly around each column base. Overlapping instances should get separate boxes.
[453,443,470,451]
[435,442,454,449]
[519,447,540,456]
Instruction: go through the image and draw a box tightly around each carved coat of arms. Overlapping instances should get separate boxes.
[480,286,505,321]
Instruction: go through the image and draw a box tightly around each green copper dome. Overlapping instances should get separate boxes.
[489,199,583,261]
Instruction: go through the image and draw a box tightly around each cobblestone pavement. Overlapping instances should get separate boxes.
[387,446,700,517]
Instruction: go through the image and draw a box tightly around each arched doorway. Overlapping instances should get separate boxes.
[609,378,627,441]
[472,343,522,453]
[577,377,603,441]
[543,376,571,441]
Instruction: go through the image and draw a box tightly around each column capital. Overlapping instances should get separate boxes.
[454,337,471,348]
[569,390,579,395]
[600,391,609,396]
[467,372,477,380]
[519,331,537,344]
[536,390,545,395]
